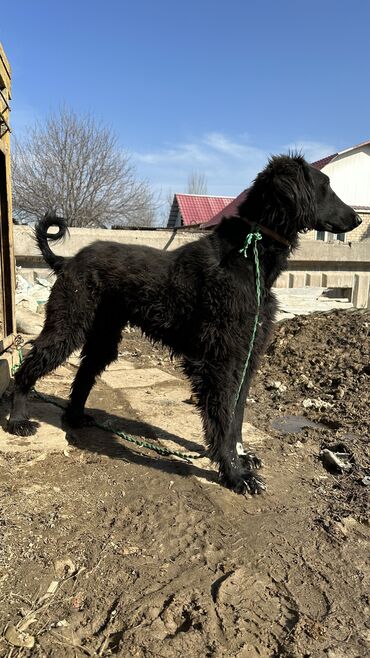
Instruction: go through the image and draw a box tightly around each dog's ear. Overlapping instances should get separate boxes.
[271,158,316,230]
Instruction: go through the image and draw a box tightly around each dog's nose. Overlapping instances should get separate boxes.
[355,213,362,226]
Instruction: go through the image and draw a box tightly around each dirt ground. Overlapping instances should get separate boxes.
[0,309,369,657]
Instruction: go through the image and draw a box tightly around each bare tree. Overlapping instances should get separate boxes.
[12,108,158,227]
[157,188,175,227]
[186,171,208,195]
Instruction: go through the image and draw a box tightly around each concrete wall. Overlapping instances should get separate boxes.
[351,212,370,241]
[14,226,201,261]
[14,225,370,308]
[303,211,370,242]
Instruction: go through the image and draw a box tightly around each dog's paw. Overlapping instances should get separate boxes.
[63,410,95,428]
[239,451,263,471]
[241,471,266,495]
[7,418,39,437]
[220,468,266,496]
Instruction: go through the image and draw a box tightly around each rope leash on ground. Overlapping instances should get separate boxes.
[9,230,262,463]
[10,343,205,462]
[33,389,205,463]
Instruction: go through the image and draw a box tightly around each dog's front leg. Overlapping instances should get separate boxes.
[219,373,266,495]
[185,359,265,495]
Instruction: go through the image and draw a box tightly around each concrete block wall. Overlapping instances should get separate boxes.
[303,211,370,242]
[352,274,370,308]
[13,225,370,308]
[355,213,370,241]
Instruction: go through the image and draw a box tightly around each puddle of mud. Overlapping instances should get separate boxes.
[271,415,324,434]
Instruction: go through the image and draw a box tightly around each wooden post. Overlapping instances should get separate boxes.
[0,43,16,396]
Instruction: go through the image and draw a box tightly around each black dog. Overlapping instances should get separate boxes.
[8,155,361,494]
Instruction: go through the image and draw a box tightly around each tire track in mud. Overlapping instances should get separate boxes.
[81,468,307,657]
[82,482,225,656]
[87,456,368,658]
[1,436,368,657]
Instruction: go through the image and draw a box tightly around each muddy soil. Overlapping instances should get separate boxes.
[0,310,369,657]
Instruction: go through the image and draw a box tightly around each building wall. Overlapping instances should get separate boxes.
[355,212,370,240]
[323,145,370,207]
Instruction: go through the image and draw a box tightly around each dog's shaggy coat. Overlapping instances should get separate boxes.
[8,155,361,494]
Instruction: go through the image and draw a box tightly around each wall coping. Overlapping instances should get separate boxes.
[13,225,370,264]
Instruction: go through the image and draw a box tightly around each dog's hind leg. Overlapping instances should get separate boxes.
[8,325,84,437]
[64,305,125,427]
[7,275,95,438]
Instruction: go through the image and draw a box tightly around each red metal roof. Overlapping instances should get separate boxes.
[174,194,234,226]
[311,153,337,170]
[201,189,248,229]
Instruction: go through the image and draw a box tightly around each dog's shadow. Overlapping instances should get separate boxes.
[1,392,218,485]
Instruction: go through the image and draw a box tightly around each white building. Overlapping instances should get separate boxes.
[311,141,370,241]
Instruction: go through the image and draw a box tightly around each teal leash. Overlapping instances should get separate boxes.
[11,334,24,375]
[234,229,262,407]
[11,344,203,462]
[33,389,205,463]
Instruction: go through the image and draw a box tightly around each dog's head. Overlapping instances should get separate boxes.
[308,164,361,234]
[239,155,361,242]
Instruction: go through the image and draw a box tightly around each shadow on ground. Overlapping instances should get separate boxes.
[0,389,217,485]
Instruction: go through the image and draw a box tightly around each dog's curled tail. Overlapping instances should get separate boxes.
[35,213,68,275]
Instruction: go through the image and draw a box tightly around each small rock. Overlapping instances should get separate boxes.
[266,380,287,393]
[303,398,333,410]
[54,558,76,578]
[320,448,353,473]
[121,545,140,556]
[16,295,39,314]
[4,624,35,649]
[71,591,85,610]
[35,277,52,288]
[334,387,345,400]
[16,307,43,335]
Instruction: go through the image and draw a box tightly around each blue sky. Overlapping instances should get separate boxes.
[2,0,370,203]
